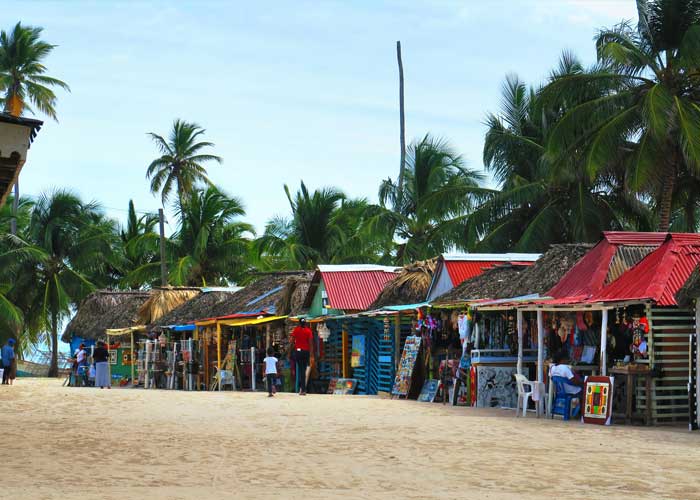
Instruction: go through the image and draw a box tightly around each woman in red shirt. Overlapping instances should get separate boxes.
[290,318,313,395]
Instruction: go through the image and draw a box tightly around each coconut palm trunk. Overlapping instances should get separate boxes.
[396,41,406,206]
[48,309,59,377]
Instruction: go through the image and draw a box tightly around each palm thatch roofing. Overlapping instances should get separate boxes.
[276,272,313,316]
[62,290,151,342]
[155,272,313,327]
[137,287,202,326]
[434,244,592,303]
[369,259,436,309]
[676,266,700,307]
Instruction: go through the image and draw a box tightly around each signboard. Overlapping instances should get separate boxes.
[391,336,422,396]
[351,335,365,368]
[583,375,614,425]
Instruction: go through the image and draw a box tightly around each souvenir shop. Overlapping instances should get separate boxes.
[194,315,290,392]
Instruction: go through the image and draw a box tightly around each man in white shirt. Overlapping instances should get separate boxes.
[549,352,584,406]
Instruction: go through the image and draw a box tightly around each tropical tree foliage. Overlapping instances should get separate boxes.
[3,190,119,375]
[146,119,222,206]
[0,22,69,119]
[129,186,253,286]
[369,134,484,263]
[542,0,700,231]
[254,182,384,269]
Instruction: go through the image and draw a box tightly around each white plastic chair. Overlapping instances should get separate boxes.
[219,369,236,391]
[514,374,545,417]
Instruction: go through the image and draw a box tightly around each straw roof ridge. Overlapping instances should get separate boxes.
[155,272,313,327]
[138,287,202,326]
[370,259,436,309]
[435,243,592,303]
[276,272,314,316]
[62,289,151,342]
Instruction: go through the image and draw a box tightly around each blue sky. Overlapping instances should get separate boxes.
[7,0,637,234]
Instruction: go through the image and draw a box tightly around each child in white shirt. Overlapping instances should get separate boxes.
[263,347,278,397]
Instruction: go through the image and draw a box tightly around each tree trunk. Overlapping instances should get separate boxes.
[48,310,59,377]
[10,178,18,235]
[657,164,676,232]
[396,41,407,207]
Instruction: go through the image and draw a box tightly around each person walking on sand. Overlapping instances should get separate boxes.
[93,341,111,389]
[263,347,278,397]
[2,338,16,385]
[290,318,313,395]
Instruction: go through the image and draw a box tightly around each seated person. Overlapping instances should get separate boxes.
[549,351,585,406]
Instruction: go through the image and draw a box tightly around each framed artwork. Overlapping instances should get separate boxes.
[475,365,518,408]
[391,336,422,396]
[418,379,439,402]
[108,350,117,365]
[122,350,133,366]
[583,376,614,425]
[351,335,366,368]
[327,378,357,395]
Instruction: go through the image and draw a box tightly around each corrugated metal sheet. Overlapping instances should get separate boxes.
[547,232,667,299]
[322,270,398,311]
[593,234,700,306]
[444,261,502,285]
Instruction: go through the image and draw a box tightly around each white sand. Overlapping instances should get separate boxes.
[2,378,700,500]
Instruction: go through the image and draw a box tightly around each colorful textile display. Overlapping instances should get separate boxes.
[582,376,614,425]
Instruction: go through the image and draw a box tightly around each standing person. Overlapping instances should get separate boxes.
[290,318,313,396]
[74,343,88,386]
[263,347,278,397]
[93,341,110,389]
[1,338,16,385]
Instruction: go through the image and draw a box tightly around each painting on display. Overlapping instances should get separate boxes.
[121,350,133,366]
[108,350,118,365]
[391,336,422,396]
[418,379,439,402]
[583,376,614,425]
[327,378,358,395]
[351,335,366,368]
[475,365,518,408]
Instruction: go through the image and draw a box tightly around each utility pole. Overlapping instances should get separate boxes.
[158,208,167,286]
[396,40,406,207]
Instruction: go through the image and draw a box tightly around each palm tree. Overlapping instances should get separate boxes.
[0,22,70,119]
[254,182,381,269]
[146,119,222,206]
[471,62,652,252]
[129,187,253,286]
[9,190,118,376]
[368,134,484,263]
[119,200,159,289]
[542,0,700,231]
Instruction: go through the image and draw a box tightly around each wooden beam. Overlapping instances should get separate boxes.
[516,309,524,376]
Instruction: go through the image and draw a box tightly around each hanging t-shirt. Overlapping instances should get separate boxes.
[549,364,581,394]
[457,314,470,340]
[263,356,278,375]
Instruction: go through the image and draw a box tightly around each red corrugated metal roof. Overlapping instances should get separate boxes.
[546,232,667,299]
[592,234,700,306]
[444,261,501,285]
[322,270,397,310]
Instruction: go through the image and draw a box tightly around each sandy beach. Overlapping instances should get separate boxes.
[2,378,699,500]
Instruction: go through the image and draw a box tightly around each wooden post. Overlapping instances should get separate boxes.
[342,328,349,378]
[251,346,256,391]
[216,322,222,392]
[695,299,700,430]
[536,310,544,383]
[266,324,271,350]
[130,330,135,386]
[516,309,524,376]
[394,313,401,368]
[600,308,608,376]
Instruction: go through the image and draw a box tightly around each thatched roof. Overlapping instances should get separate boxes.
[137,287,202,326]
[276,273,313,316]
[62,290,151,342]
[155,272,312,327]
[676,266,700,307]
[370,259,436,309]
[435,244,592,303]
